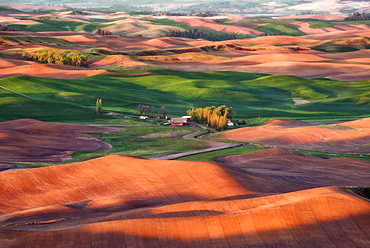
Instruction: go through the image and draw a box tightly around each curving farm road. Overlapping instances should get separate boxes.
[152,124,242,160]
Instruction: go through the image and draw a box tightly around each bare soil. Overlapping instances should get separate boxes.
[0,119,121,163]
[219,118,370,153]
[2,29,370,80]
[0,154,369,247]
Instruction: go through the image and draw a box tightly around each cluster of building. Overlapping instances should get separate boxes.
[140,115,235,127]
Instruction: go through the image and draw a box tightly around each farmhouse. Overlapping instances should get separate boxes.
[181,116,192,121]
[169,118,188,126]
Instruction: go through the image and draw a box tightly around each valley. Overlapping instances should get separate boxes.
[0,3,370,247]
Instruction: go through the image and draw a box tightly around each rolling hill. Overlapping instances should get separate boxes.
[0,155,369,247]
[1,70,370,121]
[217,118,370,153]
[1,5,370,248]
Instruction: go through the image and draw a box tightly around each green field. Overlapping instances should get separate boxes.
[1,70,370,123]
[176,145,266,161]
[310,38,370,52]
[9,20,109,33]
[0,6,22,12]
[0,36,90,48]
[253,23,306,36]
[72,125,205,160]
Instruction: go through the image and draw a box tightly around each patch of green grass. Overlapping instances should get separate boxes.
[0,6,22,12]
[233,18,299,25]
[307,21,334,29]
[254,23,307,36]
[0,96,111,122]
[6,124,207,168]
[290,147,370,160]
[140,17,192,29]
[0,36,90,47]
[176,145,265,161]
[1,71,370,123]
[310,38,370,52]
[9,20,110,32]
[310,43,362,53]
[71,126,205,161]
[88,7,153,15]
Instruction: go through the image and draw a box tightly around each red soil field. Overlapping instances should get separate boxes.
[1,29,370,80]
[290,22,370,35]
[0,59,106,79]
[218,118,370,153]
[0,154,369,247]
[305,29,370,40]
[89,55,148,69]
[227,35,320,46]
[214,148,370,193]
[274,15,345,21]
[177,18,263,35]
[0,119,121,163]
[338,118,370,129]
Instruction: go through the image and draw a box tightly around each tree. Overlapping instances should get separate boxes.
[96,98,102,114]
[159,106,168,119]
[138,104,154,115]
[186,105,234,131]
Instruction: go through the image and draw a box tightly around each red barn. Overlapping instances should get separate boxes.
[170,118,187,126]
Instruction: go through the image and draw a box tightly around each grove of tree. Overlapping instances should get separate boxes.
[22,50,89,68]
[187,105,235,131]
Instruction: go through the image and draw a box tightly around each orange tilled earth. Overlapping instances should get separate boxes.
[0,120,370,247]
[0,154,369,247]
[2,27,370,80]
[219,118,370,153]
[1,12,370,246]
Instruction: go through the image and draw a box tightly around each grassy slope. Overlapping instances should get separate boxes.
[9,20,109,32]
[254,23,306,36]
[0,6,22,12]
[1,71,370,123]
[72,126,205,161]
[310,38,370,52]
[0,36,90,47]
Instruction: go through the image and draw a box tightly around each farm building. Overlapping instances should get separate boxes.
[227,119,234,126]
[181,116,192,121]
[169,118,187,126]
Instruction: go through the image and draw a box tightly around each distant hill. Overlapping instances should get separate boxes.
[2,0,370,15]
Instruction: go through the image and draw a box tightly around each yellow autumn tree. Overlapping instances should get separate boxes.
[186,105,234,131]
